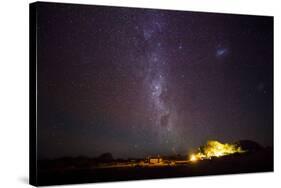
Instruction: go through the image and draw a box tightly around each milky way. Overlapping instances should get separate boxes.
[37,3,273,159]
[141,13,178,143]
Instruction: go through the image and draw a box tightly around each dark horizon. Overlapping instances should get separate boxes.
[36,2,273,160]
[38,139,271,161]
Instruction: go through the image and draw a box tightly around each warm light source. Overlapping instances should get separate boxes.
[189,154,197,162]
[189,140,244,161]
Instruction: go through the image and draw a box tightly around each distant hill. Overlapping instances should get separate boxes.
[235,140,263,152]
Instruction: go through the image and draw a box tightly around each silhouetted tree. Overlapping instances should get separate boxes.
[236,140,263,152]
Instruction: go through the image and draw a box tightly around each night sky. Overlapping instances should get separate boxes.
[36,3,273,159]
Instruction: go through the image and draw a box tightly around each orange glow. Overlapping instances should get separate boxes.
[190,154,197,162]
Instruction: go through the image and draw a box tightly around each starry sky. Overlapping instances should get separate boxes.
[36,2,273,159]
